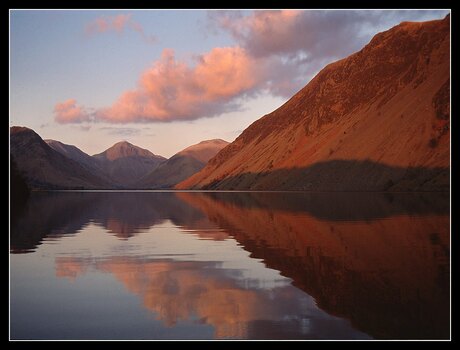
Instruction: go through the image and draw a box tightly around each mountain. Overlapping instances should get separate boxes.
[10,156,30,216]
[45,139,106,176]
[138,139,229,189]
[93,141,166,187]
[177,16,450,191]
[10,126,111,189]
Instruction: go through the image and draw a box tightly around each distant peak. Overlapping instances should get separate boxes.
[175,139,229,163]
[113,140,134,147]
[95,140,164,161]
[105,141,139,153]
[198,139,229,145]
[181,139,229,153]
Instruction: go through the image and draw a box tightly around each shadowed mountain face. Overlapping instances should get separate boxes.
[177,16,450,191]
[45,139,107,178]
[10,191,449,339]
[10,156,29,229]
[138,139,229,189]
[10,127,112,190]
[93,141,166,187]
[197,160,449,191]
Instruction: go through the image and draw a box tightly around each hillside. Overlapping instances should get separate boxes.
[10,126,111,189]
[138,139,228,189]
[45,139,107,178]
[177,16,450,191]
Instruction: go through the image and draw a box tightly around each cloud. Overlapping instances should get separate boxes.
[208,10,304,58]
[209,10,448,58]
[54,99,90,124]
[85,14,157,44]
[95,47,265,123]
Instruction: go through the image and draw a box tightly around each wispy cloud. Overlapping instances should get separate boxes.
[99,126,141,136]
[85,14,157,44]
[77,125,92,131]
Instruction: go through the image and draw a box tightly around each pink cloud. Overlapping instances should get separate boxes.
[95,47,264,122]
[85,14,157,44]
[54,99,90,124]
[55,45,304,124]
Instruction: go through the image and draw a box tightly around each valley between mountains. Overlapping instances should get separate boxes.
[11,127,228,190]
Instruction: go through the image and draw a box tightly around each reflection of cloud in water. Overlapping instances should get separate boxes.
[55,256,369,339]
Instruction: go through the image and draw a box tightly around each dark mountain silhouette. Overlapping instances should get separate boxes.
[10,156,29,203]
[10,126,112,190]
[93,141,166,187]
[10,156,30,230]
[138,139,228,189]
[177,16,450,191]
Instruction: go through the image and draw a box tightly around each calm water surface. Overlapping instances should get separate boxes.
[10,191,450,340]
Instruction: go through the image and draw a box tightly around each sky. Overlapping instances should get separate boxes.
[10,9,449,158]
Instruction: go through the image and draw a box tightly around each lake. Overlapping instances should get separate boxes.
[10,191,450,340]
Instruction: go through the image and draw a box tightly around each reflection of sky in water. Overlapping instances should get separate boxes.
[55,221,289,289]
[11,222,370,339]
[55,221,290,288]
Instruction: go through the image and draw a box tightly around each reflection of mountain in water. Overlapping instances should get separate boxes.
[10,192,207,251]
[188,191,449,221]
[11,191,449,339]
[179,192,450,340]
[11,191,449,252]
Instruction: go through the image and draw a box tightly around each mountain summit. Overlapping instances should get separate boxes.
[94,141,161,161]
[177,16,450,191]
[93,141,166,187]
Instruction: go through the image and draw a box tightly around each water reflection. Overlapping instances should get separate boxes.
[10,191,449,339]
[54,256,362,339]
[179,192,450,339]
[10,192,207,250]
